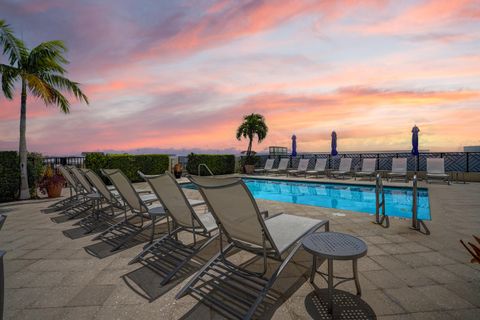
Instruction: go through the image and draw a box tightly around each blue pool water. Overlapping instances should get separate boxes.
[183,178,431,220]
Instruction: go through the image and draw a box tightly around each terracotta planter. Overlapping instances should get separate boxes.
[173,163,183,179]
[244,165,255,174]
[46,182,63,198]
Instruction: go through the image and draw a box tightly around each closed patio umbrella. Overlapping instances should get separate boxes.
[291,134,297,157]
[411,125,420,156]
[331,131,338,156]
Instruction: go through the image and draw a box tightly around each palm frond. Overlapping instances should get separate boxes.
[24,73,54,103]
[0,63,20,99]
[40,74,89,104]
[28,40,68,74]
[0,20,28,67]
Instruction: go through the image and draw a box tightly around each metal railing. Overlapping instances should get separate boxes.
[198,163,214,176]
[411,175,430,235]
[373,174,389,228]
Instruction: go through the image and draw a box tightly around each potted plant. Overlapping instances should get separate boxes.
[38,166,65,198]
[173,163,183,178]
[236,113,268,174]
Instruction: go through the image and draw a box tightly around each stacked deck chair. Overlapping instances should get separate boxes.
[176,176,329,319]
[387,158,408,182]
[287,159,309,177]
[92,169,167,252]
[266,158,289,175]
[46,166,98,219]
[306,158,327,178]
[78,168,155,234]
[41,165,88,214]
[426,158,450,184]
[331,158,352,179]
[254,159,274,175]
[355,158,377,180]
[129,172,217,285]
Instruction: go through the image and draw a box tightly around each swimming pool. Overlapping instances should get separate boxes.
[182,178,431,220]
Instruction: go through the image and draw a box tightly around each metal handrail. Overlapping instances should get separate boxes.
[198,163,214,176]
[373,174,389,228]
[411,175,430,235]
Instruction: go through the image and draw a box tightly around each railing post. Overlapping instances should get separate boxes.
[466,152,470,172]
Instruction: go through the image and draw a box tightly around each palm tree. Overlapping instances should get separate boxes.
[236,113,268,162]
[0,20,89,199]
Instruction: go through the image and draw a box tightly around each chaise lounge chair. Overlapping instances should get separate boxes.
[176,176,329,319]
[254,159,274,175]
[41,165,89,214]
[355,158,377,180]
[129,172,218,285]
[92,169,167,252]
[266,158,289,175]
[306,158,327,178]
[387,158,408,182]
[426,158,450,185]
[330,158,352,179]
[287,158,309,177]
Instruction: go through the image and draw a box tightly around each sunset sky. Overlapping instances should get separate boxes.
[1,0,480,155]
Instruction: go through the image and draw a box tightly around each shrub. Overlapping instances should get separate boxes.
[186,153,235,176]
[0,151,44,202]
[85,153,170,182]
[0,151,20,202]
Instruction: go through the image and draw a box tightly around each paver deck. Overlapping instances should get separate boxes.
[1,177,479,319]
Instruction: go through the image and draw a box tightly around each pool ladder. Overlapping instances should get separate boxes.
[198,163,214,176]
[410,175,430,235]
[373,174,390,228]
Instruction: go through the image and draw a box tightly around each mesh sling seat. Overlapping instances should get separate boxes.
[254,159,274,175]
[176,176,329,319]
[331,158,352,179]
[355,158,377,180]
[387,158,408,182]
[306,158,327,178]
[92,169,167,252]
[287,158,309,177]
[266,158,289,176]
[129,172,218,285]
[426,158,450,185]
[41,165,90,214]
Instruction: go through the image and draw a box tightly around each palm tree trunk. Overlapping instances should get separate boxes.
[246,137,253,158]
[19,78,30,200]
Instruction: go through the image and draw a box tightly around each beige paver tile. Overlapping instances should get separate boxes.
[66,285,117,307]
[416,285,474,310]
[416,266,464,284]
[384,287,438,313]
[447,308,480,320]
[361,270,407,289]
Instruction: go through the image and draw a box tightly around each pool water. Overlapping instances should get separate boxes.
[182,178,431,220]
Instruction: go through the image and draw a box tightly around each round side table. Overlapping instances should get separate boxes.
[302,232,368,314]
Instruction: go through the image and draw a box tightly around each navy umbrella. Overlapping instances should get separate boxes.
[331,131,338,156]
[411,125,420,156]
[291,134,297,157]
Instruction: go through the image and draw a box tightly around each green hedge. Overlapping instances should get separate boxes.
[0,151,20,202]
[85,153,170,182]
[0,151,45,202]
[186,153,235,176]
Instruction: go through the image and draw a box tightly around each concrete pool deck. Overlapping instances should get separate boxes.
[1,177,479,319]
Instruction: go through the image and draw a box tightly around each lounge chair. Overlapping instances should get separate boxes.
[92,169,167,252]
[254,159,274,175]
[266,158,289,175]
[176,176,329,319]
[330,158,352,179]
[355,158,377,180]
[0,215,5,319]
[306,158,327,177]
[287,158,309,177]
[387,158,408,182]
[129,172,218,285]
[426,158,450,184]
[41,165,88,214]
[79,168,157,234]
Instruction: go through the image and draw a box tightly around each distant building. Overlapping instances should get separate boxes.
[464,146,480,152]
[269,146,288,156]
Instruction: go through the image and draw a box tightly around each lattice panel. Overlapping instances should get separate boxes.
[468,153,480,172]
